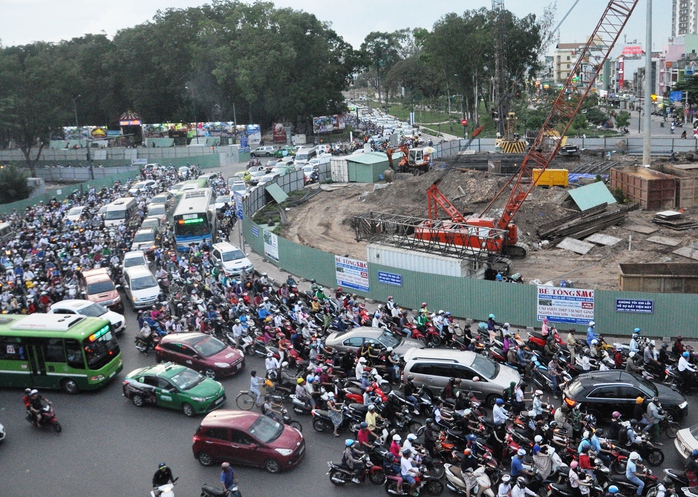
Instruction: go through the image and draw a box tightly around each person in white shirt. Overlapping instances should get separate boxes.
[265,353,279,379]
[493,398,509,427]
[400,448,420,496]
[497,474,511,497]
[511,477,537,497]
[231,320,244,347]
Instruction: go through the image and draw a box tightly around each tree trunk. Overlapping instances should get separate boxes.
[20,142,42,177]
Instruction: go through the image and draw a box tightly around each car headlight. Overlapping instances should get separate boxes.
[275,448,293,456]
[679,401,688,409]
[190,396,210,402]
[214,362,231,368]
[90,375,105,382]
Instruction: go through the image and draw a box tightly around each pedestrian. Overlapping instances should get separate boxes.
[220,462,236,492]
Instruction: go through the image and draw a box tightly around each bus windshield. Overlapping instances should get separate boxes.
[174,216,210,238]
[104,209,126,220]
[83,328,120,370]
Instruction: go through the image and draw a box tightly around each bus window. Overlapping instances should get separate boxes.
[45,338,66,363]
[0,336,24,360]
[66,339,85,369]
[83,329,119,370]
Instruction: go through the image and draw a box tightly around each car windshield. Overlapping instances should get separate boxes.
[191,336,227,357]
[231,184,246,192]
[133,232,155,243]
[77,302,108,317]
[124,255,146,268]
[148,205,166,216]
[634,375,658,396]
[216,196,231,204]
[690,425,698,438]
[470,354,499,380]
[87,280,115,294]
[141,219,159,229]
[169,368,204,390]
[170,183,184,191]
[221,249,245,262]
[104,209,127,220]
[565,379,586,397]
[131,274,157,291]
[377,331,401,349]
[133,182,148,189]
[68,207,83,216]
[83,329,120,370]
[247,414,283,444]
[150,195,167,205]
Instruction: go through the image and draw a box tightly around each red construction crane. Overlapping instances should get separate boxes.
[416,0,639,257]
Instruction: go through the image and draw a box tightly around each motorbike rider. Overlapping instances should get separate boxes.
[511,448,534,479]
[28,389,49,426]
[585,321,598,347]
[400,448,420,496]
[343,439,364,484]
[567,328,578,363]
[403,375,420,415]
[646,397,665,443]
[497,474,512,497]
[633,397,653,434]
[686,449,698,487]
[626,451,646,496]
[626,351,644,374]
[152,462,176,495]
[629,329,641,354]
[679,351,696,389]
[512,476,537,497]
[673,336,686,356]
[295,377,312,408]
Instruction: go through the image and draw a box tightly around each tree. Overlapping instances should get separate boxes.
[359,31,404,104]
[615,111,630,129]
[0,165,30,204]
[672,76,698,107]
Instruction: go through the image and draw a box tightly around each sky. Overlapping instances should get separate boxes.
[0,0,673,53]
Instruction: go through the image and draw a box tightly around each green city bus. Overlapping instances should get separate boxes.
[0,314,123,393]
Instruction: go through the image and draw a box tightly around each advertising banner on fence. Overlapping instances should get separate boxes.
[537,286,594,325]
[233,191,244,221]
[335,255,369,293]
[313,114,346,134]
[263,229,279,262]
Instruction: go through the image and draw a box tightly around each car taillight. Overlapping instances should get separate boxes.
[564,397,576,408]
[193,435,200,443]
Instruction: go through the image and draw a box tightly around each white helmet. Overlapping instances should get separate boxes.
[534,389,543,396]
[407,433,417,441]
[534,435,543,443]
[392,434,402,441]
[359,357,367,363]
[503,322,510,328]
[629,451,641,461]
[589,321,595,326]
[629,351,636,358]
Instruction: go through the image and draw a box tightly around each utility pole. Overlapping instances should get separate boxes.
[492,0,506,136]
[642,0,652,166]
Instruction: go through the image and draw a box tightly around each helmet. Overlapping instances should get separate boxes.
[503,322,510,328]
[359,357,367,363]
[496,398,504,405]
[534,389,543,396]
[327,392,335,399]
[466,434,477,442]
[315,367,323,374]
[297,378,304,384]
[281,361,289,368]
[629,451,641,461]
[591,339,598,346]
[489,314,495,319]
[629,352,636,358]
[570,460,578,469]
[549,421,557,428]
[634,327,641,333]
[589,321,595,326]
[386,347,394,353]
[402,448,412,456]
[463,448,472,456]
[448,377,455,383]
[534,435,543,443]
[651,396,659,404]
[368,404,376,411]
[684,352,691,358]
[608,486,619,494]
[635,397,644,404]
[388,296,393,300]
[517,477,526,485]
[393,434,402,441]
[407,375,414,382]
[438,310,444,315]
[501,475,511,483]
[463,408,472,416]
[360,422,368,429]
[421,302,427,307]
[158,462,167,469]
[595,428,603,436]
[24,388,31,395]
[345,439,355,447]
[30,389,38,396]
[221,462,230,468]
[517,448,526,457]
[612,411,621,419]
[692,449,698,457]
[267,352,273,358]
[407,434,417,441]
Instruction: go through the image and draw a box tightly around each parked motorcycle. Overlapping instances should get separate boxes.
[200,481,241,497]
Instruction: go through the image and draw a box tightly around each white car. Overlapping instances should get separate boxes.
[178,166,190,178]
[210,242,253,277]
[64,206,85,222]
[128,180,157,196]
[130,228,160,252]
[214,195,232,211]
[229,181,248,196]
[675,423,698,459]
[123,266,161,310]
[256,172,280,186]
[123,250,149,269]
[49,299,126,334]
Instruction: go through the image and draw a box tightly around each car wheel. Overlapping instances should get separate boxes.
[61,378,80,394]
[204,368,216,379]
[132,394,145,407]
[197,452,214,466]
[182,403,195,417]
[485,395,498,408]
[263,458,281,474]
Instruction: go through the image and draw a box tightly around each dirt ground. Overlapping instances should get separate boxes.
[281,167,698,290]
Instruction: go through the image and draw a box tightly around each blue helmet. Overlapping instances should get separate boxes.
[496,398,504,405]
[345,439,355,447]
[466,434,477,442]
[488,314,495,319]
[608,486,619,494]
[684,352,691,358]
[634,328,641,333]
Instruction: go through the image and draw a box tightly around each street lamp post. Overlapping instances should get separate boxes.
[73,95,93,179]
[186,86,199,144]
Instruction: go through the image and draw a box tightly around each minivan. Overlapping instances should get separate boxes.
[123,266,160,310]
[294,147,317,165]
[402,348,521,407]
[79,268,123,313]
[210,242,253,277]
[103,198,138,227]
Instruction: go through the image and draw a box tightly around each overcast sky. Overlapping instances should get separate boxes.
[0,0,672,53]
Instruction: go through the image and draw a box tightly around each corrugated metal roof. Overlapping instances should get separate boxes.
[346,152,390,165]
[265,183,288,204]
[568,181,617,211]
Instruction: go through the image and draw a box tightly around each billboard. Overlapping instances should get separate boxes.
[263,229,279,262]
[537,286,594,325]
[272,123,287,143]
[313,114,346,134]
[335,255,369,293]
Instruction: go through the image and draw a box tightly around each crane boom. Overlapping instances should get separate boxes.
[481,0,639,232]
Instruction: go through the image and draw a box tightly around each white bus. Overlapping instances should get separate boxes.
[172,188,216,251]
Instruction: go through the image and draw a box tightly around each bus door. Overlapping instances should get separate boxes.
[24,339,53,388]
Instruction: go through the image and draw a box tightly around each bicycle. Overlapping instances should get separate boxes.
[235,390,258,410]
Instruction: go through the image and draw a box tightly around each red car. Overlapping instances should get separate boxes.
[155,333,244,380]
[192,410,305,473]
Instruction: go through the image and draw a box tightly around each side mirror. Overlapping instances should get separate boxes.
[80,291,86,296]
[472,376,480,382]
[249,443,258,449]
[168,388,177,394]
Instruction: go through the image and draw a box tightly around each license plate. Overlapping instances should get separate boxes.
[214,396,224,405]
[236,363,242,369]
[109,371,116,379]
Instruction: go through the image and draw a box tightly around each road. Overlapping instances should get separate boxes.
[0,157,694,497]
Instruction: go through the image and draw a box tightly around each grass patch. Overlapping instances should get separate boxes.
[252,189,308,226]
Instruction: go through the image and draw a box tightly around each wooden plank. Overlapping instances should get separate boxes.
[646,236,683,247]
[585,233,622,246]
[623,224,658,234]
[673,246,698,261]
[557,237,595,255]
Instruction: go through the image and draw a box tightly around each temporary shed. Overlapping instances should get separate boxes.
[346,152,391,183]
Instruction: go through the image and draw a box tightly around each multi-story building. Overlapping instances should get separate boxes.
[553,43,586,84]
[673,0,698,37]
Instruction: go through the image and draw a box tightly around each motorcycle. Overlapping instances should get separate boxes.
[327,453,386,486]
[384,464,445,496]
[26,401,61,433]
[200,482,241,497]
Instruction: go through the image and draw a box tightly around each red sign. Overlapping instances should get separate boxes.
[272,123,287,143]
[461,119,468,126]
[622,45,643,56]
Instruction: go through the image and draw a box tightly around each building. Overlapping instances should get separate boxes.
[673,0,698,37]
[553,43,586,84]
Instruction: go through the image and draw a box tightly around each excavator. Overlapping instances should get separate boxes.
[386,143,432,175]
[414,0,638,258]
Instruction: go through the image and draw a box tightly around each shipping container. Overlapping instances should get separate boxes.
[532,168,569,187]
[330,157,348,183]
[366,244,486,278]
[619,263,698,293]
[610,166,677,210]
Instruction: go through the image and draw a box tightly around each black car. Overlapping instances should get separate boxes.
[562,370,688,421]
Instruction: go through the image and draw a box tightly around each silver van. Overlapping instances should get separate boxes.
[103,198,138,227]
[402,348,521,407]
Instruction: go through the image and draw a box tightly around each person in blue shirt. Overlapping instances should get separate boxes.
[626,452,645,496]
[511,448,534,478]
[220,462,236,492]
[590,428,611,466]
[586,321,599,347]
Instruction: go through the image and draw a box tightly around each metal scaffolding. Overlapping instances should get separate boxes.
[353,211,510,263]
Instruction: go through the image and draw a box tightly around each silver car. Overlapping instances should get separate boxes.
[324,327,424,357]
[402,348,521,407]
